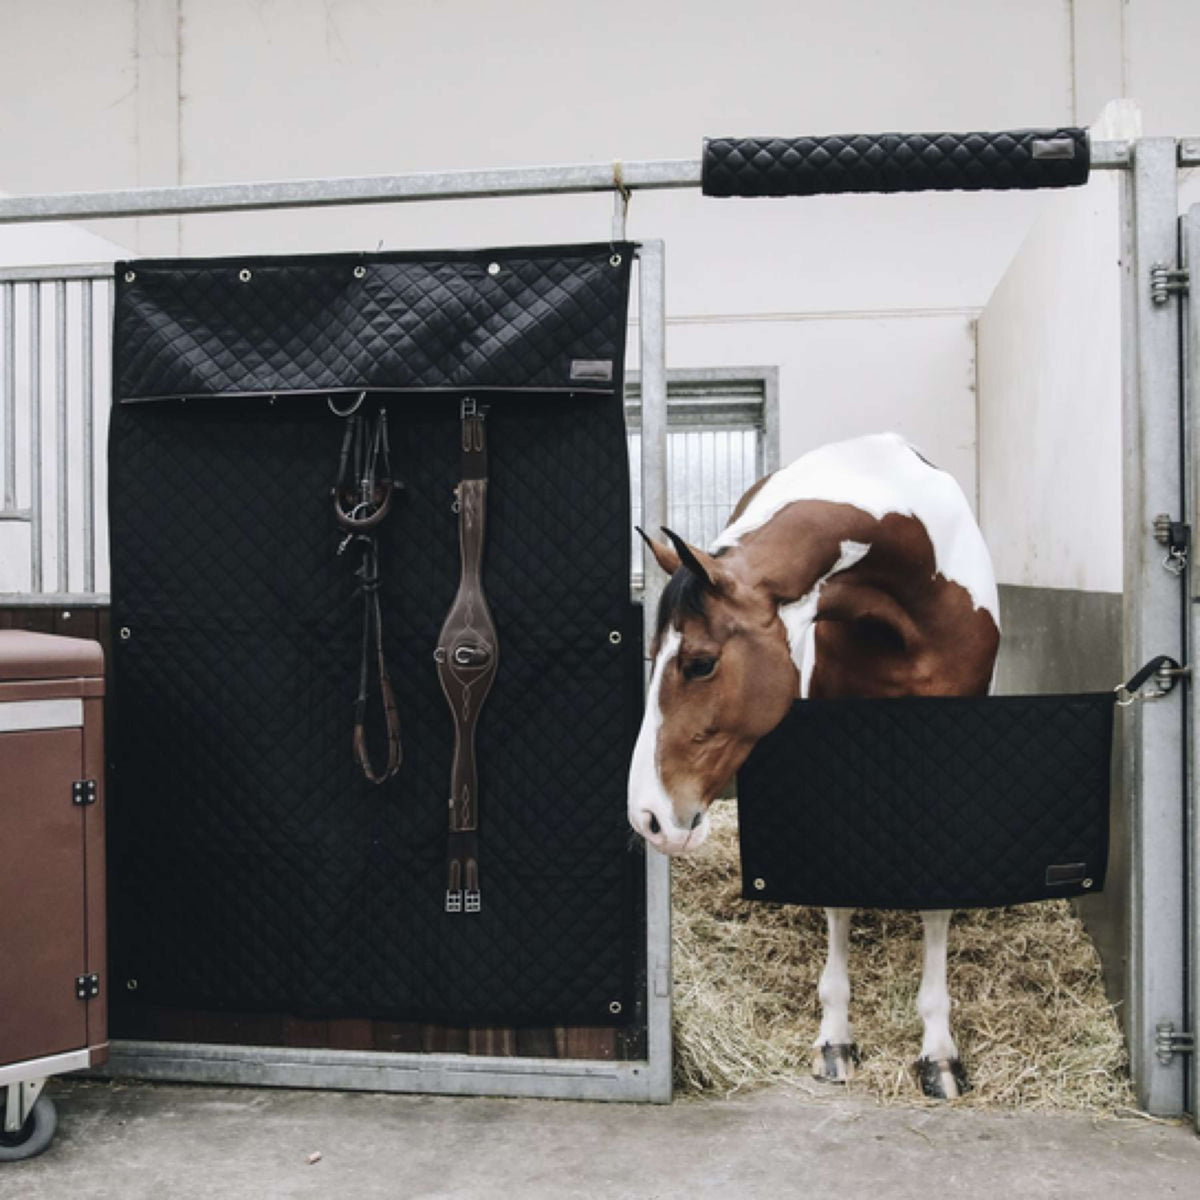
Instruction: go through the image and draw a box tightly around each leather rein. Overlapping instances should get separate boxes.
[333,398,403,784]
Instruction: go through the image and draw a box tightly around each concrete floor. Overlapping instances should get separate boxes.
[1,1078,1198,1200]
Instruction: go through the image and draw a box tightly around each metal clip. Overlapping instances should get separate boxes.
[445,890,463,914]
[464,889,481,914]
[461,396,478,419]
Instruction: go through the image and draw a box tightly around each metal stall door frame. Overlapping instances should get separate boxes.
[1123,142,1191,1119]
[1184,201,1200,1130]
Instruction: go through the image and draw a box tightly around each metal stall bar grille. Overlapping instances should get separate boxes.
[0,265,113,605]
[626,373,768,583]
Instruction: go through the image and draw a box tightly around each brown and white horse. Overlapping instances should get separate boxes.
[628,432,1000,1099]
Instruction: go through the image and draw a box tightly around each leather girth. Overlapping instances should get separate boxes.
[435,400,499,913]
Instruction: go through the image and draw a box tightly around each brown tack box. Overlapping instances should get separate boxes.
[0,631,108,1078]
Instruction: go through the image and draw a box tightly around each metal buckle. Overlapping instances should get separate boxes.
[445,890,463,913]
[464,889,481,914]
[461,396,477,419]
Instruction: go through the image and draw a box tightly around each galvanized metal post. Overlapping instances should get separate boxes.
[1122,139,1188,1115]
[1183,202,1200,1130]
[636,239,672,1102]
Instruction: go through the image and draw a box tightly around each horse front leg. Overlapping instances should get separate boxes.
[811,906,859,1082]
[914,909,968,1098]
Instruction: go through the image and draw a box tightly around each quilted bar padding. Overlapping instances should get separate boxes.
[107,247,645,1027]
[703,129,1089,197]
[115,243,633,402]
[737,693,1111,910]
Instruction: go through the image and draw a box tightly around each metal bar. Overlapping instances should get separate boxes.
[0,140,1144,230]
[29,283,41,593]
[0,263,113,283]
[1183,202,1200,1132]
[1180,140,1200,169]
[0,1049,90,1089]
[54,280,67,594]
[0,592,109,607]
[1092,140,1133,169]
[636,239,672,1103]
[0,160,702,225]
[0,510,31,522]
[2,282,14,511]
[81,281,94,593]
[100,1041,658,1102]
[1122,139,1188,1115]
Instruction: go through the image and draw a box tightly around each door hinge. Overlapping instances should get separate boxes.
[1155,1020,1195,1063]
[71,779,97,806]
[1150,263,1189,303]
[75,973,100,1000]
[1152,513,1189,575]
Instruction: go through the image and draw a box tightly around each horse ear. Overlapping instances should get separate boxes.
[635,526,681,575]
[661,527,726,591]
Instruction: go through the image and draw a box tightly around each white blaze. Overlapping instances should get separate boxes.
[627,629,681,839]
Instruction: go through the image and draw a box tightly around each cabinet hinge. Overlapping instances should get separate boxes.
[75,973,100,1000]
[71,779,97,806]
[1150,263,1189,303]
[1155,1020,1195,1063]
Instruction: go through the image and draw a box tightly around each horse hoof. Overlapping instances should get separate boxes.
[811,1042,860,1083]
[913,1056,969,1099]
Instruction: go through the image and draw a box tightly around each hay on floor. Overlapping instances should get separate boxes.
[672,802,1133,1112]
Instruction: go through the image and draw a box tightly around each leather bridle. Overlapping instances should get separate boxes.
[332,399,403,784]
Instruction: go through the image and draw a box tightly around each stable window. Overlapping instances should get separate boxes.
[627,367,778,587]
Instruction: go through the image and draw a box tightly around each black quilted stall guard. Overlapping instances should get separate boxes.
[107,244,646,1027]
[702,129,1089,198]
[737,693,1112,910]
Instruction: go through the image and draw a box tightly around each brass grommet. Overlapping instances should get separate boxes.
[119,627,132,641]
[354,265,366,279]
[752,877,766,891]
[487,262,501,276]
[609,1001,622,1015]
[1082,878,1094,890]
[123,270,136,283]
[610,253,622,267]
[126,978,139,991]
[238,268,252,283]
[609,630,622,645]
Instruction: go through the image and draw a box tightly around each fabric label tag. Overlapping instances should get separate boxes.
[570,359,614,382]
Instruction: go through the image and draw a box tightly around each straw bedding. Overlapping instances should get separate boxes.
[672,803,1133,1112]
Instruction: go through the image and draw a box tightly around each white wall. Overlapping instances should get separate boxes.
[976,167,1123,592]
[3,0,1200,570]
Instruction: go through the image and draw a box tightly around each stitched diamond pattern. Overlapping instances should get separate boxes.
[107,253,644,1027]
[736,694,1111,910]
[116,244,634,401]
[702,129,1089,198]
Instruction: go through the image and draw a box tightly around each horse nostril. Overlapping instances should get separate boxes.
[647,813,661,835]
[690,812,704,831]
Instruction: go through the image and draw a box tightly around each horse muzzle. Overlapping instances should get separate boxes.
[629,803,711,857]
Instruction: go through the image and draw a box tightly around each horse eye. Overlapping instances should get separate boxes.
[682,656,717,681]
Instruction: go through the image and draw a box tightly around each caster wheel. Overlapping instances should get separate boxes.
[0,1093,57,1161]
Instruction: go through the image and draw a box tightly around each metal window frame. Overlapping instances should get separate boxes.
[1,135,1196,1113]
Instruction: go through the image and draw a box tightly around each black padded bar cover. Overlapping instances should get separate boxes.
[115,243,634,403]
[737,692,1111,910]
[702,128,1089,198]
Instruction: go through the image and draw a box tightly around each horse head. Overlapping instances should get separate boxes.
[628,527,798,856]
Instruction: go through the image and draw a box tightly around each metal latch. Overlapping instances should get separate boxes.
[1150,263,1189,304]
[72,779,97,806]
[1153,513,1189,575]
[1155,1020,1195,1064]
[75,973,100,1000]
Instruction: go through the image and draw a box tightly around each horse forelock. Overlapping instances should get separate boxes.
[654,567,710,649]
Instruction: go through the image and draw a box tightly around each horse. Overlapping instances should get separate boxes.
[628,431,1000,1099]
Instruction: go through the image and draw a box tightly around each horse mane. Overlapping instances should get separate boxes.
[655,567,710,642]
